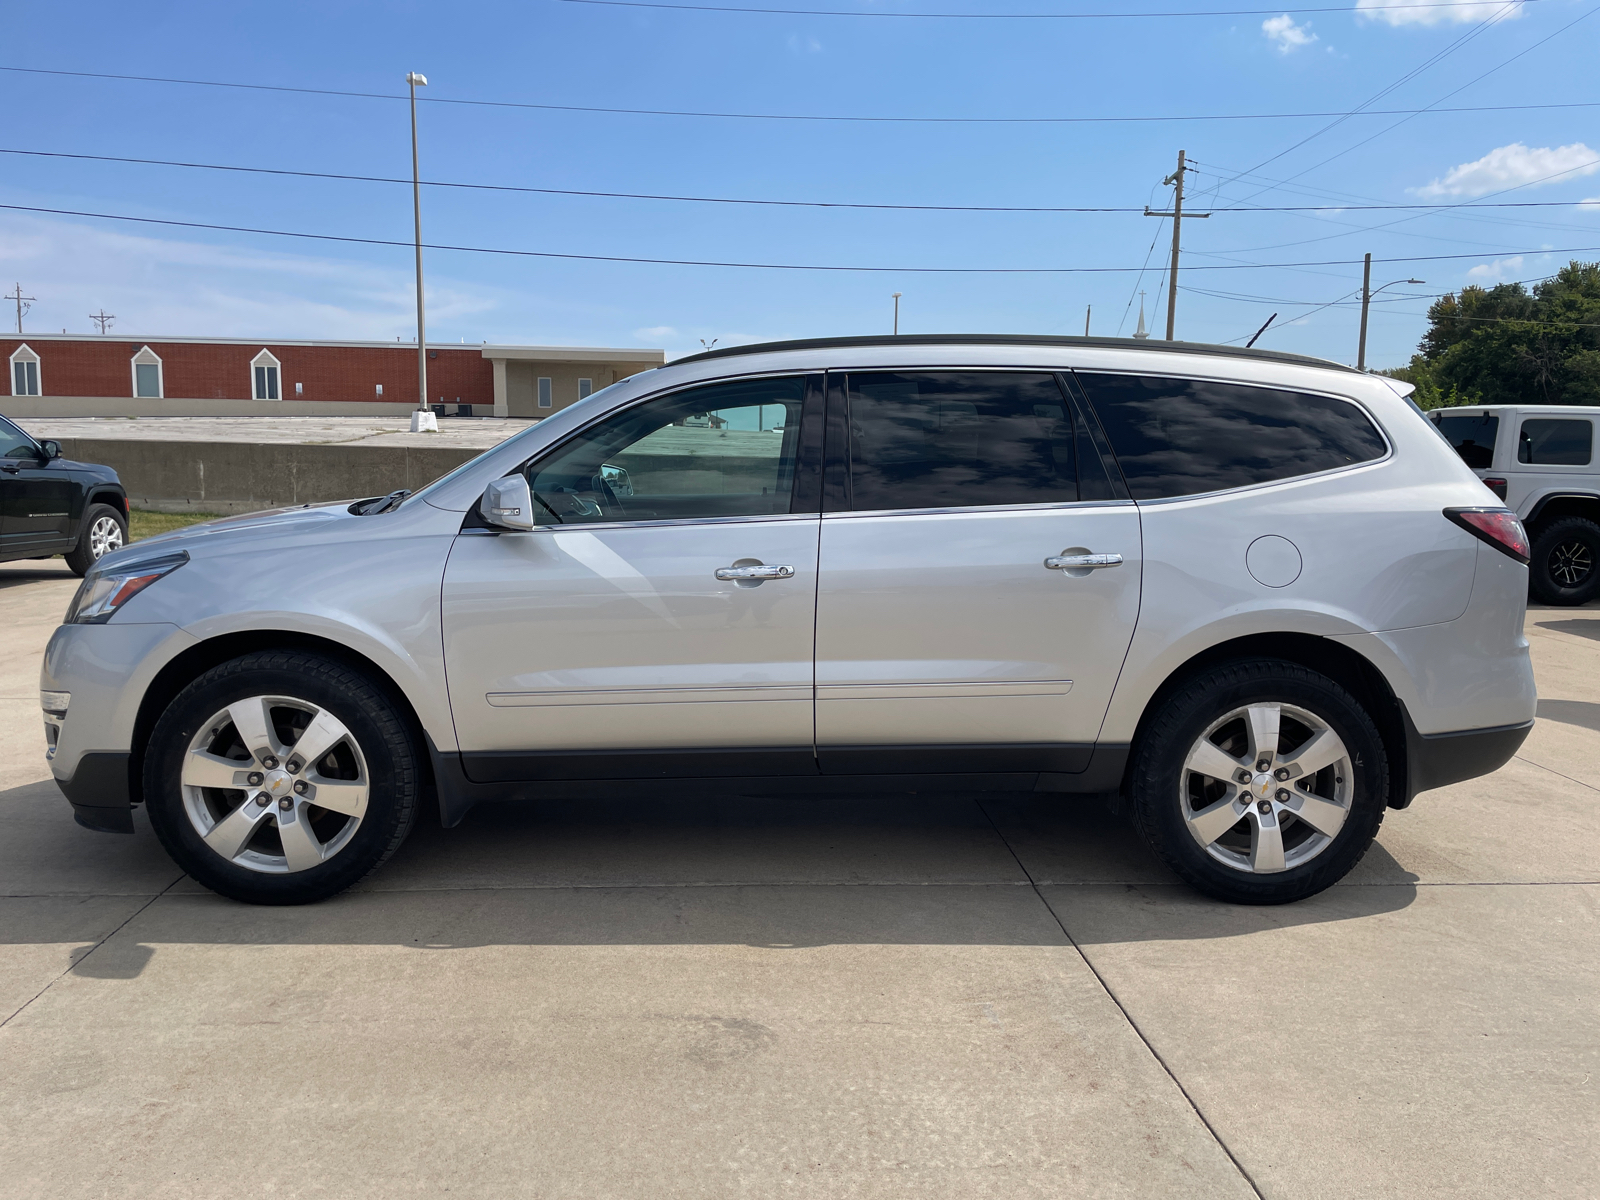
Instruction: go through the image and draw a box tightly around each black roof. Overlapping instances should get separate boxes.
[668,333,1358,373]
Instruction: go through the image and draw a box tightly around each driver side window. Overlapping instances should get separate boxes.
[524,376,808,524]
[0,415,39,460]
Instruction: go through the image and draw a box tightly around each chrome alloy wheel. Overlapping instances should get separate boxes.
[1180,702,1353,874]
[180,696,369,874]
[88,515,123,560]
[1549,539,1594,587]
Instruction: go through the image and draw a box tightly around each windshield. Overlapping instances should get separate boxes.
[1433,412,1499,469]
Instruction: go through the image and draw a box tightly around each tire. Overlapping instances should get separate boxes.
[64,503,127,577]
[1528,516,1600,606]
[143,651,420,904]
[1127,658,1388,905]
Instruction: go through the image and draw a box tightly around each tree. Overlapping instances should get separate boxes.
[1384,261,1600,409]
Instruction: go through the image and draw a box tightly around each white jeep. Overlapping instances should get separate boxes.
[1430,404,1600,605]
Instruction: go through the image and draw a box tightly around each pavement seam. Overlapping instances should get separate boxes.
[1513,753,1600,796]
[0,871,184,1030]
[974,799,1268,1200]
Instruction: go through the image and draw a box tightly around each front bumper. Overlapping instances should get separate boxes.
[55,752,135,833]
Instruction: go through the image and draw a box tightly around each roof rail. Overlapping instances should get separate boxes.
[667,333,1358,373]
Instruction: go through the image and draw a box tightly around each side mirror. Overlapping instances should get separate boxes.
[479,476,538,531]
[39,440,62,460]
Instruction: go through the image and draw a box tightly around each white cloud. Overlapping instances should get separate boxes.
[1579,197,1600,211]
[1466,255,1524,281]
[1262,14,1318,51]
[1355,0,1525,27]
[786,33,823,53]
[1413,142,1600,198]
[0,211,496,340]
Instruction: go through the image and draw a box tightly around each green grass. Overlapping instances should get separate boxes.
[129,508,224,542]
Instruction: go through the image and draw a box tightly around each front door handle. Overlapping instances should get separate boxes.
[715,563,796,581]
[1045,552,1124,571]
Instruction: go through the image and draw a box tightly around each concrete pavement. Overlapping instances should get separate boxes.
[1,556,1594,1198]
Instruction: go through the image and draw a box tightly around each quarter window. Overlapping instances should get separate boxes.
[1517,418,1592,466]
[523,376,809,524]
[251,349,281,400]
[840,372,1076,511]
[1076,374,1388,501]
[131,346,164,398]
[1434,412,1499,469]
[9,344,40,396]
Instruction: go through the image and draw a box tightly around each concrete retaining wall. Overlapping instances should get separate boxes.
[50,438,484,514]
[7,397,432,419]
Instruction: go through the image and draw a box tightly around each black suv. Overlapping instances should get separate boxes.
[1,413,129,576]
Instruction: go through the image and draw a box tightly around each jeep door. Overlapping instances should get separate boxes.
[440,374,823,783]
[811,370,1143,775]
[0,416,75,552]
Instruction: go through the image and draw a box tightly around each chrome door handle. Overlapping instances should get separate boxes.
[715,564,795,581]
[1045,553,1124,571]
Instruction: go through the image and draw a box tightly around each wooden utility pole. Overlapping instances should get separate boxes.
[1144,151,1209,341]
[6,283,35,334]
[90,310,115,335]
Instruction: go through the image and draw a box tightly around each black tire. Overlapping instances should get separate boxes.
[1128,658,1388,905]
[64,502,128,577]
[1528,516,1600,606]
[143,651,419,905]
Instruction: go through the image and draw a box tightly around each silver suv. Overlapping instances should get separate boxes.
[41,336,1537,906]
[1429,404,1600,606]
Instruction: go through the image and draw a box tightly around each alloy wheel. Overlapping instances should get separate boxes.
[1180,702,1353,874]
[179,695,369,873]
[1549,539,1594,588]
[88,515,123,560]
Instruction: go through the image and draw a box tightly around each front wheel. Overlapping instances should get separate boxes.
[143,651,420,904]
[65,503,127,576]
[1128,659,1388,905]
[1528,516,1600,606]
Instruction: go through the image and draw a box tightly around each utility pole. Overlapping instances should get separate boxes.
[6,284,35,334]
[90,310,115,335]
[1144,151,1210,341]
[407,71,434,432]
[1357,256,1425,372]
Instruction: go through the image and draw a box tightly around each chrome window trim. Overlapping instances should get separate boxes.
[460,511,822,536]
[820,498,1137,521]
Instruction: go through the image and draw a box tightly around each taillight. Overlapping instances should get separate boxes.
[1481,477,1508,500]
[1445,507,1529,564]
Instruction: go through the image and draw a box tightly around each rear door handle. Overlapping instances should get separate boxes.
[1045,553,1124,571]
[715,564,796,581]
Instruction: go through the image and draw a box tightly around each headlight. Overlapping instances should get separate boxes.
[65,551,189,624]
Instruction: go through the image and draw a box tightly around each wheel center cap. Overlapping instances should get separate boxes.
[264,771,293,796]
[1252,772,1276,799]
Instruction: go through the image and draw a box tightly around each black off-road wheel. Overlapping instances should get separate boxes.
[1528,516,1600,606]
[1128,658,1389,905]
[143,651,420,905]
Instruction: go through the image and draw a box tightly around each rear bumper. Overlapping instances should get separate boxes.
[1402,717,1532,805]
[53,751,135,834]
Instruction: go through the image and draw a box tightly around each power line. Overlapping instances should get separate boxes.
[2,64,1594,126]
[8,146,1597,216]
[558,0,1549,16]
[4,200,1596,275]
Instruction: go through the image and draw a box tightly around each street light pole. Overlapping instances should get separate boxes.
[1357,252,1425,371]
[407,71,434,432]
[892,292,902,336]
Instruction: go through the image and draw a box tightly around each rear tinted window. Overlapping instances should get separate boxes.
[1433,413,1499,469]
[843,371,1075,511]
[1518,418,1592,466]
[1075,374,1389,501]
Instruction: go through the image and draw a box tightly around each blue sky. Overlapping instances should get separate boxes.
[2,0,1596,366]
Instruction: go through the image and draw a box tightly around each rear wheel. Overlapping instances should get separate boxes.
[143,651,419,904]
[1529,516,1600,606]
[64,503,126,576]
[1128,659,1388,905]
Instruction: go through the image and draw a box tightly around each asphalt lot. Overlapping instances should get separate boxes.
[1,557,1594,1199]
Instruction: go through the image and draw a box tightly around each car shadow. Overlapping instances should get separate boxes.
[0,779,1417,968]
[1532,618,1600,643]
[1535,697,1600,732]
[0,561,74,591]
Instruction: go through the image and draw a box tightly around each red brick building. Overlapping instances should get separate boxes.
[2,335,665,418]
